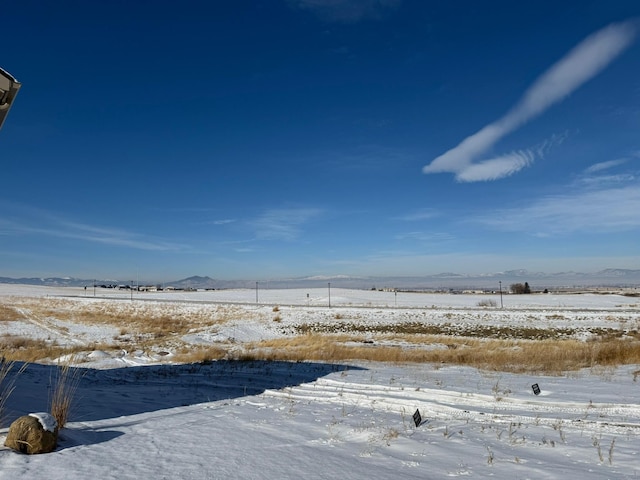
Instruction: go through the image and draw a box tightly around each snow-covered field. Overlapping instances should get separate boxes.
[1,284,640,479]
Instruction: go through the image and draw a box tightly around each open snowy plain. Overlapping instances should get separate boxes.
[1,284,640,479]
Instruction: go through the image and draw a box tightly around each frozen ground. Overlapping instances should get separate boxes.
[1,284,639,479]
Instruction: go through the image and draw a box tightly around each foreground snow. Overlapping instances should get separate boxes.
[1,285,639,479]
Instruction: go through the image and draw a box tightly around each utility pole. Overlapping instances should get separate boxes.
[328,282,331,308]
[499,281,503,309]
[256,281,259,304]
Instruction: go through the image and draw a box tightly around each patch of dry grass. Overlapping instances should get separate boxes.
[0,303,24,321]
[171,345,228,364]
[2,297,252,357]
[21,298,247,337]
[241,334,640,374]
[0,334,118,363]
[1,335,71,363]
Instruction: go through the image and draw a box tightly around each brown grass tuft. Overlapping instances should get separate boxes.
[49,358,83,429]
[171,346,227,364]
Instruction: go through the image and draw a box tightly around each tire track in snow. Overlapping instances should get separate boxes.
[263,378,640,435]
[14,307,85,346]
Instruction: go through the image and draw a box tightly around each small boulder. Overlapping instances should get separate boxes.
[5,413,58,454]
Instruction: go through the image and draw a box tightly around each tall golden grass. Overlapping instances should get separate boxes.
[242,334,640,374]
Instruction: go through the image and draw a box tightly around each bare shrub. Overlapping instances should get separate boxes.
[510,282,531,294]
[382,428,399,446]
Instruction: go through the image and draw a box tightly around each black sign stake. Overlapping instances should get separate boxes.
[413,408,422,427]
[532,383,541,395]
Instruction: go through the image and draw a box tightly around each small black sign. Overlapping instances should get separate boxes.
[413,408,422,427]
[532,383,541,395]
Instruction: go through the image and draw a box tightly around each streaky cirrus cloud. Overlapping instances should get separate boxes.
[252,208,323,241]
[451,132,567,182]
[395,208,440,221]
[577,156,636,188]
[423,19,638,182]
[455,150,535,182]
[584,158,629,174]
[0,203,188,251]
[474,183,640,235]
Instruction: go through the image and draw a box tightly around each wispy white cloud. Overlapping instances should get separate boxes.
[476,158,639,233]
[584,158,629,174]
[394,231,455,242]
[535,131,569,157]
[423,20,638,182]
[0,203,187,251]
[475,183,640,235]
[211,219,237,226]
[578,173,636,188]
[395,208,440,221]
[252,208,323,241]
[577,156,636,187]
[290,0,400,23]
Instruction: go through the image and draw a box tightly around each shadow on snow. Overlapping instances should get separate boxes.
[3,360,365,426]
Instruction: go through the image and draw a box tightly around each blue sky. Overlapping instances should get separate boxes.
[1,1,639,282]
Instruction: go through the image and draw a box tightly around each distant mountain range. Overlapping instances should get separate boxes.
[1,269,639,290]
